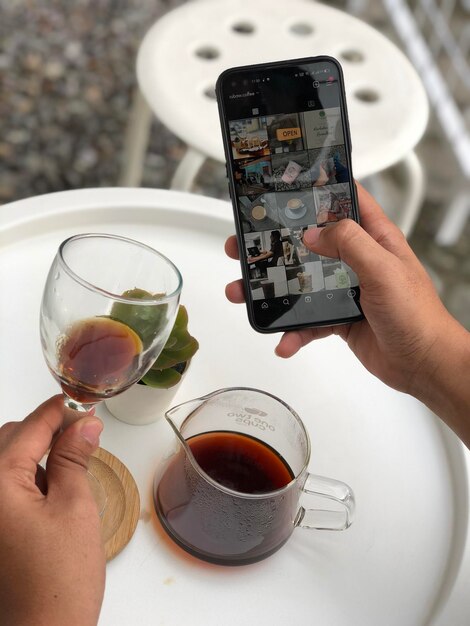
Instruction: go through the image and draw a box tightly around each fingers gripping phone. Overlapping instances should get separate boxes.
[216,56,363,333]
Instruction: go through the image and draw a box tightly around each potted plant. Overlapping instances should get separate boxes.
[106,302,199,425]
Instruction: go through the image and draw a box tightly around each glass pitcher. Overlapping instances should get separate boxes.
[154,387,355,566]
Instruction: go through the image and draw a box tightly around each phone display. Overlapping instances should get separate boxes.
[216,57,363,332]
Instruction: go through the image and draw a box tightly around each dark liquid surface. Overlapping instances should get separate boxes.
[188,431,293,494]
[58,317,142,403]
[156,431,296,565]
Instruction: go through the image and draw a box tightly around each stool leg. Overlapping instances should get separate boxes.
[170,147,206,191]
[435,187,470,246]
[119,88,153,187]
[360,151,425,238]
[392,150,426,237]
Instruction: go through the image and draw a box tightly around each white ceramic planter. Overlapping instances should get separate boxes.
[105,381,181,426]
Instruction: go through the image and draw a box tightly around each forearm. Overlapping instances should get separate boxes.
[3,594,101,626]
[415,320,470,448]
[1,580,102,626]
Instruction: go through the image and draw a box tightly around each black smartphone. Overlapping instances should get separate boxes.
[216,56,363,333]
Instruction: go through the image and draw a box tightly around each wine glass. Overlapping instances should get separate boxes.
[39,233,182,511]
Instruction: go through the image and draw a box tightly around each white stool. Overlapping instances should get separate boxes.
[122,0,429,237]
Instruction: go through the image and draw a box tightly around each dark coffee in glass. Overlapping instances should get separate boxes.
[154,388,355,566]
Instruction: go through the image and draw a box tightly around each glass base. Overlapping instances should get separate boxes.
[38,455,107,516]
[86,470,108,517]
[89,448,141,561]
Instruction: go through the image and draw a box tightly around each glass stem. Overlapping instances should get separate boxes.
[63,394,96,429]
[63,393,95,413]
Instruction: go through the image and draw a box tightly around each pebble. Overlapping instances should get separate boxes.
[6,129,30,145]
[64,41,83,61]
[74,147,98,172]
[44,60,65,80]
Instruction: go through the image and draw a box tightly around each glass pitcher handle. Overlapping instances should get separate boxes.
[295,473,355,531]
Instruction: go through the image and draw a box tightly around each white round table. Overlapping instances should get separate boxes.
[1,188,468,626]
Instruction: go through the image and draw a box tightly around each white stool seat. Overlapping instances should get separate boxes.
[136,0,429,179]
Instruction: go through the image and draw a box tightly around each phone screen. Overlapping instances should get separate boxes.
[217,57,363,332]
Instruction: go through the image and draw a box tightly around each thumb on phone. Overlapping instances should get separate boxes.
[303,220,395,282]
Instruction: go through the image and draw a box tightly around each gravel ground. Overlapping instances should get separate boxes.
[1,0,469,328]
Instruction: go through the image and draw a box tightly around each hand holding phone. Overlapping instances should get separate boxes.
[220,63,470,452]
[224,180,458,392]
[216,56,362,333]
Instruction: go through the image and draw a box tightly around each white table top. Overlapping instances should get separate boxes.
[1,187,468,626]
[137,0,429,179]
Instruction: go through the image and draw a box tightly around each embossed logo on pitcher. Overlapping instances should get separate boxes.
[227,407,275,431]
[244,407,267,417]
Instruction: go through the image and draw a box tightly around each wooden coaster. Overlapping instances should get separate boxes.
[89,448,140,561]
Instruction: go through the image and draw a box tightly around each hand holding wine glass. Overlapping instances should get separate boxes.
[0,396,105,626]
[39,233,182,513]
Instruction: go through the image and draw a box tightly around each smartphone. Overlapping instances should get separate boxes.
[216,56,363,333]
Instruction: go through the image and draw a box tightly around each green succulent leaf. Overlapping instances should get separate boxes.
[112,299,199,387]
[110,288,168,349]
[148,305,199,369]
[141,366,183,389]
[151,336,199,369]
[173,305,189,329]
[164,336,179,350]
